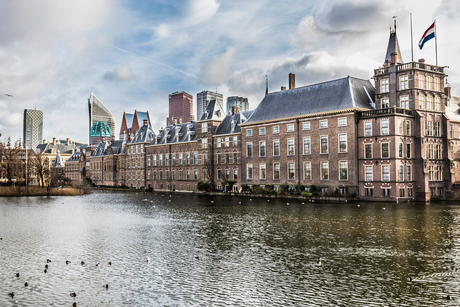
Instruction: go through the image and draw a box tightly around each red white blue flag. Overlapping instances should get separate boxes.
[418,22,435,50]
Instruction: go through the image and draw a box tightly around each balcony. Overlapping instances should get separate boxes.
[358,107,414,118]
[374,62,444,76]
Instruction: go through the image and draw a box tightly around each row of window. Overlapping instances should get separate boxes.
[245,118,348,136]
[216,152,238,164]
[148,152,199,166]
[364,187,414,198]
[364,143,412,159]
[246,161,349,181]
[380,76,440,93]
[246,135,348,157]
[149,169,200,181]
[217,136,238,148]
[364,165,412,181]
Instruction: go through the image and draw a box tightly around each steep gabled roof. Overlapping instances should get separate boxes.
[215,111,254,135]
[151,122,197,145]
[384,29,403,64]
[130,123,155,144]
[243,76,375,124]
[52,149,64,167]
[199,99,225,121]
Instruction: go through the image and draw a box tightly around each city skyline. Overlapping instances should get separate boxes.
[0,0,459,142]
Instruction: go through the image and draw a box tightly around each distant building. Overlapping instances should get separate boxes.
[90,121,112,145]
[226,96,249,115]
[88,93,115,145]
[167,91,193,126]
[119,110,151,140]
[197,90,224,121]
[23,109,43,149]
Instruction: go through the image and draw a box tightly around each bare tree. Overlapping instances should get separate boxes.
[30,151,50,187]
[0,137,24,184]
[201,152,214,190]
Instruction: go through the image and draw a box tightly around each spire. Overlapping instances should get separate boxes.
[265,75,269,95]
[53,149,63,167]
[384,19,404,64]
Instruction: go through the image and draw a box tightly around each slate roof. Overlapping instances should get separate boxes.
[199,99,225,121]
[130,124,156,144]
[243,76,375,125]
[110,140,125,155]
[91,141,109,157]
[215,111,254,135]
[35,142,77,155]
[384,31,403,64]
[152,122,197,145]
[52,149,64,167]
[66,151,82,162]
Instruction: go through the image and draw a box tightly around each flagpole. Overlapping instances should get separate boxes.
[434,19,438,66]
[410,13,414,62]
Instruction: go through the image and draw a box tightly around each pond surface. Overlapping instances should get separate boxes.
[0,191,460,306]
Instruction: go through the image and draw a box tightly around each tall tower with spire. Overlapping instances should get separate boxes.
[358,21,448,202]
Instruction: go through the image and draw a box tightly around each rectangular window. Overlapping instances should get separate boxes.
[273,126,279,133]
[339,134,347,152]
[408,188,413,197]
[303,137,311,154]
[247,129,252,136]
[225,153,229,164]
[398,119,403,135]
[419,75,425,89]
[233,152,237,164]
[159,154,163,166]
[399,165,404,181]
[273,140,280,156]
[172,153,176,166]
[427,76,432,90]
[303,122,310,130]
[399,188,405,197]
[233,135,238,146]
[406,121,411,135]
[382,165,390,181]
[320,120,328,128]
[320,136,328,153]
[427,121,433,136]
[225,137,229,147]
[436,144,442,159]
[186,152,191,165]
[321,161,329,180]
[400,75,408,90]
[217,154,221,164]
[273,163,280,180]
[381,119,389,135]
[435,121,441,136]
[381,79,389,93]
[288,162,295,180]
[166,154,170,166]
[247,142,253,157]
[406,143,411,159]
[288,139,295,155]
[304,162,311,180]
[400,95,409,109]
[365,165,373,181]
[259,141,266,157]
[186,170,190,180]
[419,96,425,109]
[429,165,434,180]
[338,118,347,126]
[427,96,433,110]
[179,153,183,165]
[365,122,372,136]
[247,164,253,180]
[202,138,208,149]
[435,97,441,111]
[365,187,374,196]
[427,144,434,159]
[260,163,266,180]
[407,165,412,181]
[287,124,294,132]
[217,138,222,148]
[398,143,403,158]
[381,98,389,108]
[365,144,372,159]
[202,123,208,133]
[153,155,157,166]
[339,161,348,180]
[450,124,453,139]
[436,165,442,181]
[381,143,389,158]
[194,170,198,180]
[194,152,198,165]
[434,78,440,91]
[233,169,238,180]
[259,127,266,135]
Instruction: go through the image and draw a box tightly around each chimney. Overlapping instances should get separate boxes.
[289,73,295,89]
[66,138,70,146]
[43,139,46,144]
[391,52,398,65]
[418,58,425,63]
[52,137,57,145]
[384,60,390,68]
[179,118,182,124]
[231,106,240,115]
[143,119,148,126]
[281,86,286,91]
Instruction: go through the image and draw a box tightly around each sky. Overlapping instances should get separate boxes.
[1,0,459,144]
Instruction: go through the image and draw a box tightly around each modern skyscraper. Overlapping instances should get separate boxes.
[226,96,249,114]
[197,90,224,121]
[23,109,43,149]
[88,93,115,145]
[167,91,193,126]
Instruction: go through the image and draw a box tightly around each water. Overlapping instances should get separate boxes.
[0,192,460,306]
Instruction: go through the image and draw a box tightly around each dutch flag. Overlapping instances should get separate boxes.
[418,22,435,50]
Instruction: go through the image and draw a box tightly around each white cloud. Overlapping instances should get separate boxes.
[104,63,136,82]
[201,47,236,86]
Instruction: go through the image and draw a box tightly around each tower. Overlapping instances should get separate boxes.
[196,90,223,121]
[23,109,43,149]
[88,93,115,145]
[168,91,193,126]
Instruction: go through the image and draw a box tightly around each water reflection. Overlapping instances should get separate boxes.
[0,192,460,306]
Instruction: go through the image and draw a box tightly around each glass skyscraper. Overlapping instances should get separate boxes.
[23,109,43,149]
[226,96,249,114]
[88,93,115,145]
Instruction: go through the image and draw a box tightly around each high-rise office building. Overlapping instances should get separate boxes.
[88,93,115,145]
[197,90,224,121]
[167,91,193,126]
[226,96,249,114]
[23,109,43,149]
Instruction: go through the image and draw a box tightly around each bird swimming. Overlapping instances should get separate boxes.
[146,257,150,263]
[70,292,76,297]
[81,261,85,265]
[108,261,112,265]
[66,260,71,264]
[45,264,48,269]
[317,257,322,265]
[16,273,20,277]
[96,263,101,267]
[105,284,109,289]
[24,282,28,287]
[8,292,14,298]
[44,269,47,273]
[47,259,51,263]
